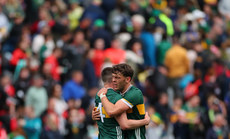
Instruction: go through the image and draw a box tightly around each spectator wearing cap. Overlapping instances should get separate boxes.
[90,19,112,49]
[25,74,48,117]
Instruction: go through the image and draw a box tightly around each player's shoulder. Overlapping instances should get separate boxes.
[124,86,143,100]
[129,86,142,94]
[107,88,120,97]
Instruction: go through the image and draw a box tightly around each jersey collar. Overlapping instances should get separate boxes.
[120,84,132,96]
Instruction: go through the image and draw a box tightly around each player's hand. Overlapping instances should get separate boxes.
[97,88,108,96]
[92,107,100,121]
[144,112,150,125]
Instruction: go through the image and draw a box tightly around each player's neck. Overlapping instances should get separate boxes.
[104,83,113,88]
[121,83,132,94]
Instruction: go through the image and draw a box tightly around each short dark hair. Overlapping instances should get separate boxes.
[112,64,134,80]
[101,67,113,83]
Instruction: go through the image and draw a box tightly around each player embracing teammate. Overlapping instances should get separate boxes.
[93,63,149,139]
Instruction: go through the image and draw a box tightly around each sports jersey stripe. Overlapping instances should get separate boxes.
[121,98,133,108]
[116,126,122,139]
[135,128,141,139]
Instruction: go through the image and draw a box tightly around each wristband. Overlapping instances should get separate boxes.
[100,93,106,99]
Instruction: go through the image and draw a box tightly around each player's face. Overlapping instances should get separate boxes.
[112,73,127,92]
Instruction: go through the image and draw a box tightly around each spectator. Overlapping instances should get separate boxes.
[154,93,171,133]
[90,19,112,49]
[31,24,55,57]
[63,30,87,72]
[9,38,29,68]
[51,84,68,117]
[44,47,63,81]
[164,35,190,97]
[0,73,15,132]
[40,112,63,139]
[206,114,229,139]
[25,74,48,117]
[65,108,86,139]
[68,0,84,31]
[0,7,10,44]
[14,67,31,107]
[157,33,171,65]
[179,95,204,139]
[50,84,67,135]
[140,25,157,67]
[90,38,105,78]
[18,106,42,139]
[108,2,130,34]
[125,40,144,78]
[62,71,85,102]
[104,38,126,65]
[80,0,106,25]
[2,13,24,53]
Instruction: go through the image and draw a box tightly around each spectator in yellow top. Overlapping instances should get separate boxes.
[164,35,190,97]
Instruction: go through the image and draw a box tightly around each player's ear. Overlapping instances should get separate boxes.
[125,76,131,83]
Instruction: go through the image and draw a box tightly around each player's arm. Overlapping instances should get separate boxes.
[101,96,130,117]
[98,88,130,117]
[115,112,150,130]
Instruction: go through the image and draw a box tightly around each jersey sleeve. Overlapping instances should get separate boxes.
[106,89,122,104]
[121,89,143,108]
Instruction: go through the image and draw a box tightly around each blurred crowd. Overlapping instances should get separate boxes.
[0,0,230,138]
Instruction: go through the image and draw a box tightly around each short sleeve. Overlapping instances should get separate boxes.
[122,89,143,108]
[106,89,122,104]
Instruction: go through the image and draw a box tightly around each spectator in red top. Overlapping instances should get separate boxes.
[10,38,29,67]
[104,38,126,65]
[90,38,105,78]
[44,48,63,81]
[30,7,55,34]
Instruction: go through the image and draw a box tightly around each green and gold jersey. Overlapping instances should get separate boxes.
[95,88,123,139]
[120,86,146,139]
